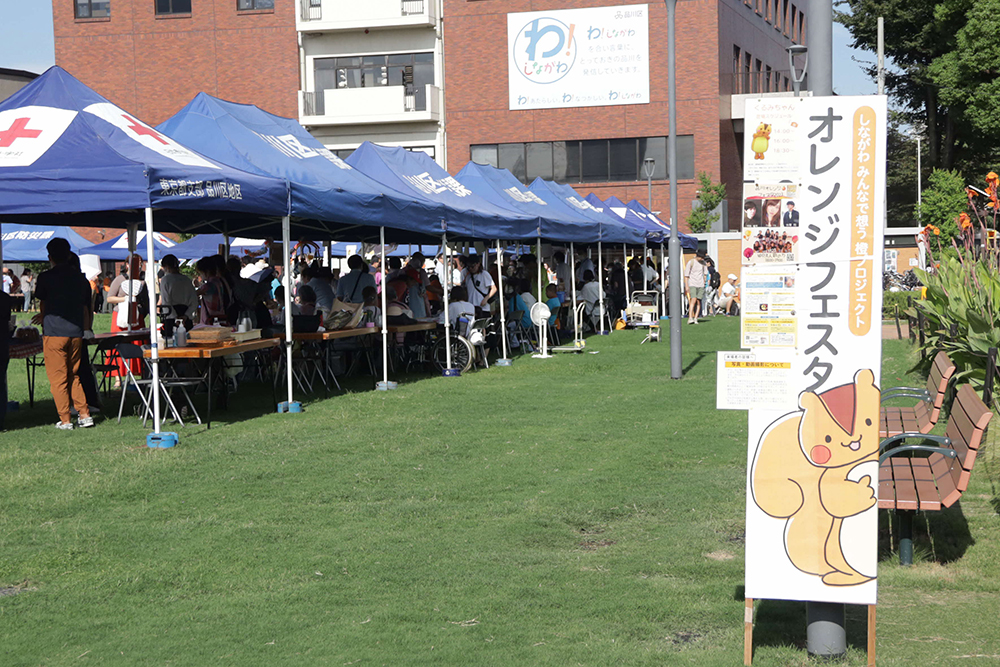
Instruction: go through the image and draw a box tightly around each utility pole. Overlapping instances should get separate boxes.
[664,0,682,379]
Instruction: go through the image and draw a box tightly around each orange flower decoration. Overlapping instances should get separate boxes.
[923,224,941,236]
[958,212,972,230]
[987,172,999,188]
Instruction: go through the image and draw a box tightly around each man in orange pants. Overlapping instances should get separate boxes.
[32,238,95,430]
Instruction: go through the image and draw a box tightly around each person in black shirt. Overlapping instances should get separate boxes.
[0,289,10,431]
[32,238,94,430]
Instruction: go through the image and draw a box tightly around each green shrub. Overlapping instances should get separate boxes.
[883,290,918,319]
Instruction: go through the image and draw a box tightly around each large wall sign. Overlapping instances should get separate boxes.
[719,96,887,606]
[507,4,650,111]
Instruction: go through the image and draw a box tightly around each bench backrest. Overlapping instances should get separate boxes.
[933,383,992,507]
[918,351,957,423]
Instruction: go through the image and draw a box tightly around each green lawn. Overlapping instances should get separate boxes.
[1,317,999,665]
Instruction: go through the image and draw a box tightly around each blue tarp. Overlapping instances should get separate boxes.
[526,179,645,245]
[0,67,289,227]
[0,223,94,262]
[454,162,600,243]
[158,95,450,242]
[347,143,538,241]
[168,234,267,260]
[79,231,178,261]
[584,193,665,243]
[624,199,699,250]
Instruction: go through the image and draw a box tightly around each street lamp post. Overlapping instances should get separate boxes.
[664,0,682,379]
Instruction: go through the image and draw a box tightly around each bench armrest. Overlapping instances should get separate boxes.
[879,444,958,464]
[879,432,952,453]
[880,389,931,402]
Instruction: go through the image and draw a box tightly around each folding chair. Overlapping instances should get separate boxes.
[115,343,185,427]
[509,310,534,354]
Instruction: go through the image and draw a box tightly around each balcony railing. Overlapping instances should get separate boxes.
[401,0,424,15]
[300,0,321,21]
[300,85,440,122]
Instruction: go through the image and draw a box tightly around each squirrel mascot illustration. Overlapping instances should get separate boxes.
[750,123,772,160]
[751,369,880,586]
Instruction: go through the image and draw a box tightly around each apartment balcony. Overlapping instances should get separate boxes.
[299,84,441,126]
[298,0,437,32]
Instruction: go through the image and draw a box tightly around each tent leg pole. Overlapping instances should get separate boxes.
[279,215,300,414]
[570,242,579,346]
[441,231,457,377]
[660,245,666,318]
[143,208,175,448]
[537,236,542,304]
[496,239,511,366]
[598,242,606,335]
[643,242,648,292]
[377,227,395,390]
[127,223,138,331]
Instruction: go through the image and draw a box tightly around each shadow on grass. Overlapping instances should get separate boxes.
[878,501,975,565]
[683,351,710,375]
[735,587,871,657]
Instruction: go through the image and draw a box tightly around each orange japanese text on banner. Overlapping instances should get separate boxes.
[850,106,876,337]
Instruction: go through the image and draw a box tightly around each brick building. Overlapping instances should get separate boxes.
[443,0,805,231]
[52,0,298,126]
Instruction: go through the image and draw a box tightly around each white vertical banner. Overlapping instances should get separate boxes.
[742,96,886,605]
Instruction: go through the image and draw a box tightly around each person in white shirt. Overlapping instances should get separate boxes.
[335,254,376,304]
[461,254,496,316]
[437,285,476,336]
[552,251,571,291]
[158,254,198,322]
[716,273,740,315]
[642,258,659,289]
[578,270,605,328]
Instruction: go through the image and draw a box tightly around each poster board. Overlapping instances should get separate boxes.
[507,5,649,111]
[727,96,887,606]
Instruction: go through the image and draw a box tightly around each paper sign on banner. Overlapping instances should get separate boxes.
[716,350,798,411]
[737,96,886,606]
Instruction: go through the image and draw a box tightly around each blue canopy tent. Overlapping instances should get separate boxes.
[157,94,456,244]
[80,230,177,261]
[584,193,665,243]
[346,143,541,241]
[0,223,94,262]
[624,199,699,250]
[527,179,644,245]
[455,162,600,243]
[0,66,290,442]
[168,234,267,260]
[347,143,546,373]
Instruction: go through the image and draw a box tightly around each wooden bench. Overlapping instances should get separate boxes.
[878,383,992,565]
[879,351,956,438]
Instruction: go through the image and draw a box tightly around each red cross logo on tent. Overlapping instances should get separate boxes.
[122,114,168,145]
[0,117,42,148]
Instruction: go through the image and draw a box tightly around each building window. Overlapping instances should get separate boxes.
[155,0,191,14]
[790,5,797,41]
[238,0,274,9]
[75,0,110,18]
[470,136,695,185]
[732,46,742,94]
[313,53,434,115]
[798,11,806,43]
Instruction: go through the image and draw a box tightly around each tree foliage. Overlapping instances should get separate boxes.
[916,168,966,239]
[687,172,727,233]
[835,0,1000,175]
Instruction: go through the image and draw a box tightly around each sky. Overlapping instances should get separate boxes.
[0,1,877,94]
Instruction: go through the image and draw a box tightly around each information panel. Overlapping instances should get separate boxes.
[507,5,649,111]
[734,96,887,606]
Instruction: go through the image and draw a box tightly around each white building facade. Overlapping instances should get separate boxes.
[296,0,446,164]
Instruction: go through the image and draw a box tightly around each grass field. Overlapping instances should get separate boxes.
[2,316,999,665]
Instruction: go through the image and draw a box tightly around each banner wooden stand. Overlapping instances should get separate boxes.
[742,601,876,665]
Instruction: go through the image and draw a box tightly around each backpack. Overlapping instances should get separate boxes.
[709,271,721,289]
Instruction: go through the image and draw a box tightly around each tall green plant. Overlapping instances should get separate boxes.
[912,172,1000,387]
